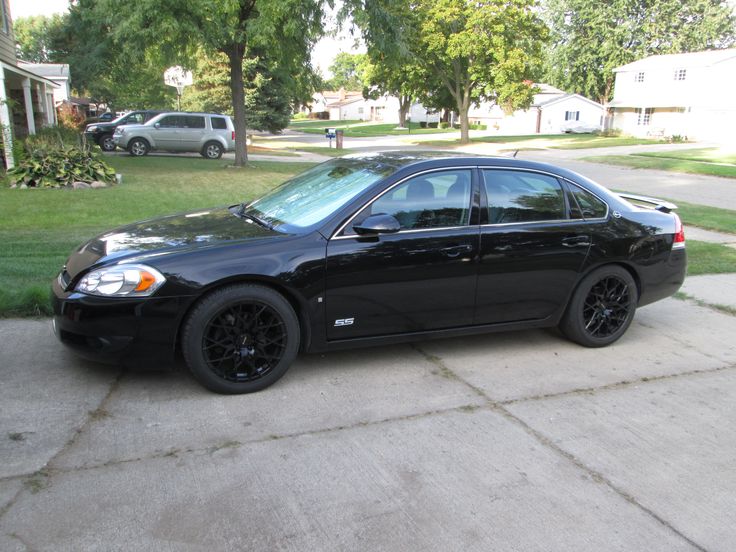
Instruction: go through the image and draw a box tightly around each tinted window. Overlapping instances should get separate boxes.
[157,115,182,128]
[124,113,145,125]
[183,116,205,129]
[569,184,608,219]
[211,117,227,129]
[483,170,565,224]
[362,170,472,230]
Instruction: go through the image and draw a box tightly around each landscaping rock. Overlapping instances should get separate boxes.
[19,183,27,189]
[115,173,122,185]
[72,182,91,189]
[90,181,107,189]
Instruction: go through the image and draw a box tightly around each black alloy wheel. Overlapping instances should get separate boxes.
[100,134,116,152]
[182,284,300,393]
[560,265,637,347]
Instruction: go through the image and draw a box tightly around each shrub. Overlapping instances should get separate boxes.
[292,112,308,120]
[419,121,427,128]
[56,103,87,132]
[307,111,329,120]
[594,128,622,137]
[8,142,116,188]
[668,134,686,143]
[469,124,487,130]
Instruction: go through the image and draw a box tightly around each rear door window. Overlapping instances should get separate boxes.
[482,169,566,224]
[183,116,205,129]
[211,117,227,130]
[568,184,608,219]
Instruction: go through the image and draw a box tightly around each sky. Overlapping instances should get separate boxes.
[8,0,364,78]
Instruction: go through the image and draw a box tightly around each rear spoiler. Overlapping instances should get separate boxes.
[616,193,678,214]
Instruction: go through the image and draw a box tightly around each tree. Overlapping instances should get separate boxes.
[91,0,324,166]
[13,14,66,62]
[544,0,736,103]
[407,0,548,143]
[326,52,370,90]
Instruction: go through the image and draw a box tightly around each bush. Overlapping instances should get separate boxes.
[7,142,116,188]
[307,111,329,120]
[56,104,87,132]
[594,128,622,137]
[419,121,427,128]
[469,124,487,130]
[668,134,686,143]
[292,112,308,120]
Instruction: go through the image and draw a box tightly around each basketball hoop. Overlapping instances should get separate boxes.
[164,66,193,111]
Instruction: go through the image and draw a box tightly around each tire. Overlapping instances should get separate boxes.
[99,134,116,152]
[202,141,224,160]
[181,284,300,394]
[559,265,637,347]
[128,138,150,156]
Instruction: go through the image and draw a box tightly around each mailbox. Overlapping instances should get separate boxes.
[325,128,337,138]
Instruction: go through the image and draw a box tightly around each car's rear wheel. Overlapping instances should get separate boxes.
[559,265,637,347]
[202,141,223,160]
[128,138,150,156]
[182,284,300,394]
[99,134,116,152]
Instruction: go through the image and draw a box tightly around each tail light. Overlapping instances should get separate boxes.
[672,213,685,249]
[232,131,235,140]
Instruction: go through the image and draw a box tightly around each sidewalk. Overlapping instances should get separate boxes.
[681,225,736,310]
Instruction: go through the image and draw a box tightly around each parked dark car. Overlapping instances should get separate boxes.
[52,153,686,394]
[84,110,163,151]
[98,112,115,122]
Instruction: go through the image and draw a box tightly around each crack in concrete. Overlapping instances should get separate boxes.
[412,343,710,552]
[0,369,126,524]
[500,362,736,406]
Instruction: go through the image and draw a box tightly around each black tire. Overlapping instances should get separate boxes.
[202,141,224,160]
[559,265,637,347]
[99,134,116,152]
[128,138,150,157]
[181,284,300,394]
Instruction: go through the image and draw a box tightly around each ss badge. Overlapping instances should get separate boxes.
[334,318,355,327]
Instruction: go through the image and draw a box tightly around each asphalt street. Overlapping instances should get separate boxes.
[2,295,736,550]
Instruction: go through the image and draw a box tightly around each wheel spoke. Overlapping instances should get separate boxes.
[582,275,631,338]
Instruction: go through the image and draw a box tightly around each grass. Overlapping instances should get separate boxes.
[413,133,661,149]
[291,146,351,157]
[0,156,314,317]
[686,240,736,275]
[289,119,457,137]
[675,202,736,234]
[583,154,736,178]
[636,147,736,165]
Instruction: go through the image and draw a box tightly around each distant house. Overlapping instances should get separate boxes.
[467,84,604,134]
[0,0,59,168]
[608,49,736,141]
[17,62,70,105]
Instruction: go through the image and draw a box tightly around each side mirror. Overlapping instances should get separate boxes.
[154,122,161,129]
[353,214,401,235]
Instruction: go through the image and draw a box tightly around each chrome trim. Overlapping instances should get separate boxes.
[481,218,586,228]
[330,166,477,240]
[331,225,470,241]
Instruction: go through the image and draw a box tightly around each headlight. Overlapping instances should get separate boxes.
[76,264,166,297]
[87,125,98,132]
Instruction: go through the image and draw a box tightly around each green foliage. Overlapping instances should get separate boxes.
[13,14,66,62]
[326,52,371,90]
[543,0,736,103]
[439,122,450,129]
[8,142,116,189]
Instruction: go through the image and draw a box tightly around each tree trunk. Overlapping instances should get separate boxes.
[398,95,411,128]
[228,47,248,167]
[458,98,470,144]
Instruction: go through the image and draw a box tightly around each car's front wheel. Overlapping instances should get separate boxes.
[181,284,300,394]
[128,138,150,157]
[559,265,637,347]
[99,134,116,152]
[202,141,224,160]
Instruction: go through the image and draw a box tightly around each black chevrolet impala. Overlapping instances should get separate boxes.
[53,153,686,393]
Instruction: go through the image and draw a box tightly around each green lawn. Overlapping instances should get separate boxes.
[289,120,457,137]
[686,240,736,275]
[675,202,736,234]
[414,133,661,149]
[636,147,736,165]
[0,156,314,316]
[584,154,736,178]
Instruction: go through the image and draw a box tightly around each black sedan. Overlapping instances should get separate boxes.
[52,153,686,394]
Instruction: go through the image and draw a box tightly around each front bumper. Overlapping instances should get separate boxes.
[52,276,193,368]
[112,134,129,148]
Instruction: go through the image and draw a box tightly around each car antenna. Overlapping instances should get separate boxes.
[512,149,519,158]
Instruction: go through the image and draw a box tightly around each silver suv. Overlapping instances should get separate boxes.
[113,112,236,159]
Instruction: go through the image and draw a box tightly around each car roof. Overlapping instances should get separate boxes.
[152,112,231,117]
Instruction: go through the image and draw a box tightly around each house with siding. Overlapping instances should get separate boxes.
[0,0,59,168]
[608,49,736,141]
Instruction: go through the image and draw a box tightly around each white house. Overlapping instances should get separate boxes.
[467,84,604,134]
[18,62,70,105]
[608,49,736,141]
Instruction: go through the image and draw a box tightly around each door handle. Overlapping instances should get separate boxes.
[440,244,473,258]
[561,235,591,247]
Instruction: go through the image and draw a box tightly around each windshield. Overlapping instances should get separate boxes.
[243,157,399,232]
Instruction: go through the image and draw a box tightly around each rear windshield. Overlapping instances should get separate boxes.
[211,117,227,129]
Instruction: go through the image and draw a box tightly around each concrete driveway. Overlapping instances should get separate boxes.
[2,296,736,551]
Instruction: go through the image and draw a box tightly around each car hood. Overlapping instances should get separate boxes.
[64,206,282,279]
